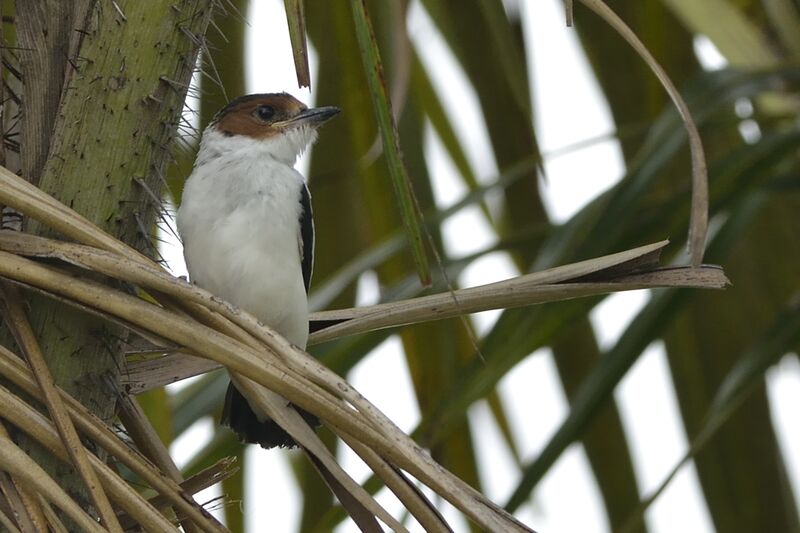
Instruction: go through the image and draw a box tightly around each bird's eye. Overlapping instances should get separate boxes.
[255,105,276,121]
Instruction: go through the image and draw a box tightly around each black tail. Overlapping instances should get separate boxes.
[221,382,320,449]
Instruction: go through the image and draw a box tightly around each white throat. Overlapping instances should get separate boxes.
[196,125,318,167]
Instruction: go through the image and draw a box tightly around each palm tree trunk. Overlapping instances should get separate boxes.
[4,0,213,515]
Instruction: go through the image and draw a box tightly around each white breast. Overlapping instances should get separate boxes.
[176,131,309,348]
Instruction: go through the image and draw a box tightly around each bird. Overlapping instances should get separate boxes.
[176,92,339,448]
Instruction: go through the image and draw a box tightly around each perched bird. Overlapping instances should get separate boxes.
[177,93,339,448]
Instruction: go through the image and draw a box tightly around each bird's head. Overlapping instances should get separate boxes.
[203,93,340,165]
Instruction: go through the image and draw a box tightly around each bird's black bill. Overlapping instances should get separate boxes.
[292,105,341,125]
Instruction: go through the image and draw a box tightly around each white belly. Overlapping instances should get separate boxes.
[176,153,309,348]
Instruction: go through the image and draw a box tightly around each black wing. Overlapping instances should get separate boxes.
[299,182,314,293]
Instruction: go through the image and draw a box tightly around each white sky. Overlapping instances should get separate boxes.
[162,1,800,532]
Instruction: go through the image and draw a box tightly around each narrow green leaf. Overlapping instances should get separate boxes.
[485,391,524,465]
[410,51,494,225]
[763,0,800,57]
[551,320,643,532]
[223,459,246,533]
[419,298,601,447]
[171,371,228,436]
[504,289,682,512]
[659,0,779,67]
[620,302,800,533]
[350,0,431,286]
[136,388,174,446]
[420,0,547,267]
[283,0,311,87]
[477,0,531,117]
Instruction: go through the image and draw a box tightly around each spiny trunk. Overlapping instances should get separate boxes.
[5,0,213,517]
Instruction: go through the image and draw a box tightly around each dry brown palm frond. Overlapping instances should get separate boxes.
[0,344,226,532]
[0,282,122,532]
[0,161,728,531]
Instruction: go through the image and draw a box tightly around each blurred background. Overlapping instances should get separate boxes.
[153,0,800,531]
